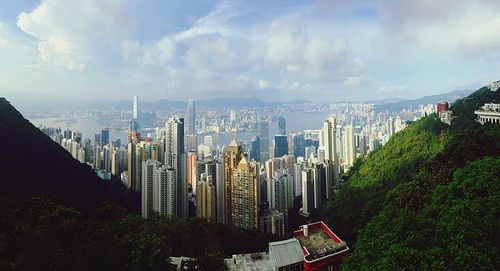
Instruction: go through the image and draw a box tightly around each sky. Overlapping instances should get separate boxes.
[0,0,499,102]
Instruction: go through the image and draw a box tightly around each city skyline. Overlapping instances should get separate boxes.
[1,0,499,102]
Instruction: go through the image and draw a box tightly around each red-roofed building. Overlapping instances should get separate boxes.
[293,221,349,271]
[437,102,449,114]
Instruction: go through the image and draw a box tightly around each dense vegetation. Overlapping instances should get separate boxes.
[322,86,500,270]
[0,98,271,270]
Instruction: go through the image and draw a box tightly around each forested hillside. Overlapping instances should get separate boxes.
[322,85,500,270]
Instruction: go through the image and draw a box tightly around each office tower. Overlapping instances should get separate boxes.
[72,131,82,143]
[272,170,293,211]
[187,152,197,194]
[186,134,197,152]
[294,162,304,197]
[186,99,196,135]
[102,145,112,172]
[278,116,286,135]
[293,133,305,158]
[101,128,110,147]
[205,159,217,185]
[250,136,260,161]
[260,121,269,162]
[216,161,225,224]
[387,117,395,137]
[223,139,243,224]
[229,109,237,129]
[231,156,258,229]
[344,125,355,169]
[94,133,102,148]
[301,168,314,215]
[323,117,339,180]
[312,163,326,209]
[142,160,160,219]
[274,135,288,157]
[133,95,138,119]
[197,174,217,221]
[165,117,188,218]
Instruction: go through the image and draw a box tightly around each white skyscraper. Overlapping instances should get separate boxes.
[133,95,138,119]
[186,99,196,135]
[344,125,355,169]
[165,117,188,218]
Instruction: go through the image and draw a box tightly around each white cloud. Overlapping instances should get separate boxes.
[122,37,176,66]
[17,0,130,71]
[376,0,500,56]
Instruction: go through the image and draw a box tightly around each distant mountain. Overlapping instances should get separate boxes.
[111,96,314,111]
[374,89,473,112]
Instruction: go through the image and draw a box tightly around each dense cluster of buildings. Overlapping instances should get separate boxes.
[39,95,437,237]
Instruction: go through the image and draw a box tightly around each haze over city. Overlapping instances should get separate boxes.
[1,0,499,102]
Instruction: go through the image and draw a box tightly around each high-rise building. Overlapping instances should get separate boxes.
[250,136,260,161]
[94,133,102,148]
[274,135,288,157]
[216,160,225,224]
[133,95,139,119]
[101,128,110,147]
[294,162,304,197]
[223,139,243,224]
[344,125,355,169]
[196,174,217,221]
[231,156,258,229]
[165,117,188,218]
[186,134,197,152]
[323,117,339,180]
[278,116,286,135]
[301,168,314,216]
[186,99,196,135]
[293,133,305,158]
[187,152,197,194]
[260,122,269,162]
[142,160,160,218]
[155,166,176,217]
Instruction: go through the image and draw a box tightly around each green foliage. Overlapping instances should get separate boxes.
[326,85,500,270]
[342,157,500,270]
[323,115,449,243]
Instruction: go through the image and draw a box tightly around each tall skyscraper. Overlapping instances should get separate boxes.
[259,121,269,162]
[141,160,160,219]
[186,99,196,135]
[216,160,225,224]
[344,125,355,169]
[274,135,288,157]
[187,152,197,194]
[278,116,286,135]
[293,133,305,158]
[101,128,110,147]
[165,117,188,218]
[301,168,314,216]
[231,156,258,230]
[133,95,139,119]
[223,139,243,224]
[196,173,216,221]
[323,117,339,179]
[155,166,176,217]
[250,136,260,161]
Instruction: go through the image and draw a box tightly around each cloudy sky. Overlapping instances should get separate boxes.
[0,0,499,102]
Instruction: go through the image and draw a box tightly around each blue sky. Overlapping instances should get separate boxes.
[0,0,499,102]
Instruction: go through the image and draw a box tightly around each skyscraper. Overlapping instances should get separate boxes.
[293,133,305,158]
[250,136,260,161]
[165,117,188,218]
[344,125,355,169]
[142,160,160,219]
[274,135,288,157]
[278,116,286,135]
[301,168,314,216]
[133,95,139,119]
[223,139,243,224]
[231,156,258,229]
[101,128,110,147]
[187,152,197,194]
[323,117,339,179]
[216,160,225,224]
[155,166,176,217]
[259,121,269,162]
[186,99,196,135]
[196,173,216,221]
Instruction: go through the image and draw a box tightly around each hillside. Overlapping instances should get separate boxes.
[0,97,271,270]
[322,85,500,269]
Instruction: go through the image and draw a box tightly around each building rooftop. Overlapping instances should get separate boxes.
[226,252,275,271]
[294,221,348,262]
[268,238,304,268]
